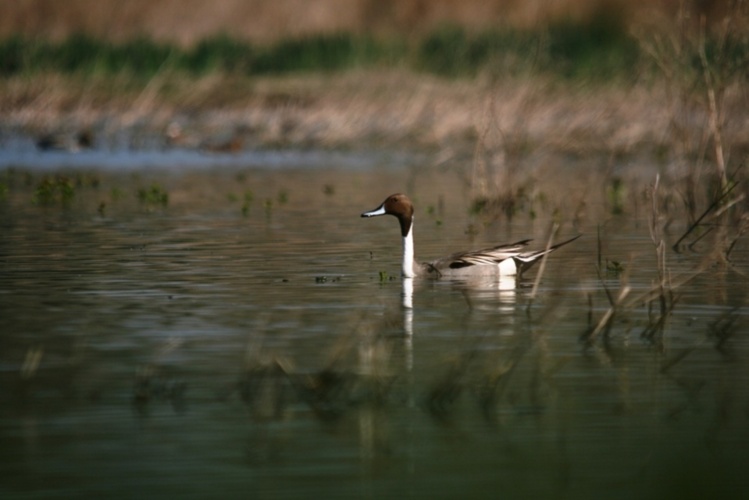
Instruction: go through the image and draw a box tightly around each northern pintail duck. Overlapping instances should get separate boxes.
[361,193,580,279]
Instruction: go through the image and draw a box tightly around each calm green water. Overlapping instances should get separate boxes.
[1,157,748,499]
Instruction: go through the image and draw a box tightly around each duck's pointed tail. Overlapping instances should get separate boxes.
[514,234,582,274]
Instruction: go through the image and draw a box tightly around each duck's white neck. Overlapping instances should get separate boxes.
[402,221,416,278]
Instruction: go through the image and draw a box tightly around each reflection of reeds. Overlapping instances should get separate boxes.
[658,310,741,375]
[132,365,188,408]
[238,357,293,421]
[233,320,295,421]
[708,308,741,355]
[132,339,188,411]
[425,352,474,419]
[20,346,44,379]
[235,318,403,422]
[475,340,532,421]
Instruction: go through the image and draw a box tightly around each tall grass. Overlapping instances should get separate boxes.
[0,33,390,78]
[635,1,749,263]
[0,16,646,81]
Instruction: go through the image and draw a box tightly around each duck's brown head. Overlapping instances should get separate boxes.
[361,193,414,237]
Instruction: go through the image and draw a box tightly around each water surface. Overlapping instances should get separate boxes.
[1,153,748,499]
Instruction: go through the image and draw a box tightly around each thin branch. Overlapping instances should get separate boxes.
[526,222,558,311]
[698,15,728,189]
[672,180,740,251]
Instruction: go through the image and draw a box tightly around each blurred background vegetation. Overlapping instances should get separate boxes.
[0,0,676,44]
[0,0,747,165]
[0,24,640,81]
[0,0,743,81]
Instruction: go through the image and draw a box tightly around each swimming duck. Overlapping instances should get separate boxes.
[361,193,580,279]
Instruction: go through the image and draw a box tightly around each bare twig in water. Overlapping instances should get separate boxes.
[526,222,559,311]
[581,281,631,347]
[648,174,662,247]
[672,179,740,252]
[642,175,677,343]
[698,15,728,190]
[596,262,616,308]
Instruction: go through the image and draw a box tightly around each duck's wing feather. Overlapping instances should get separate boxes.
[429,239,533,270]
[425,234,581,275]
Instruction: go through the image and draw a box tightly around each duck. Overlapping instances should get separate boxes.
[36,129,94,152]
[361,193,580,279]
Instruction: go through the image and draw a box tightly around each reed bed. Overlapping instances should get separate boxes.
[1,2,747,160]
[3,71,747,165]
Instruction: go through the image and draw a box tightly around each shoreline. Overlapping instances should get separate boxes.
[2,70,747,168]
